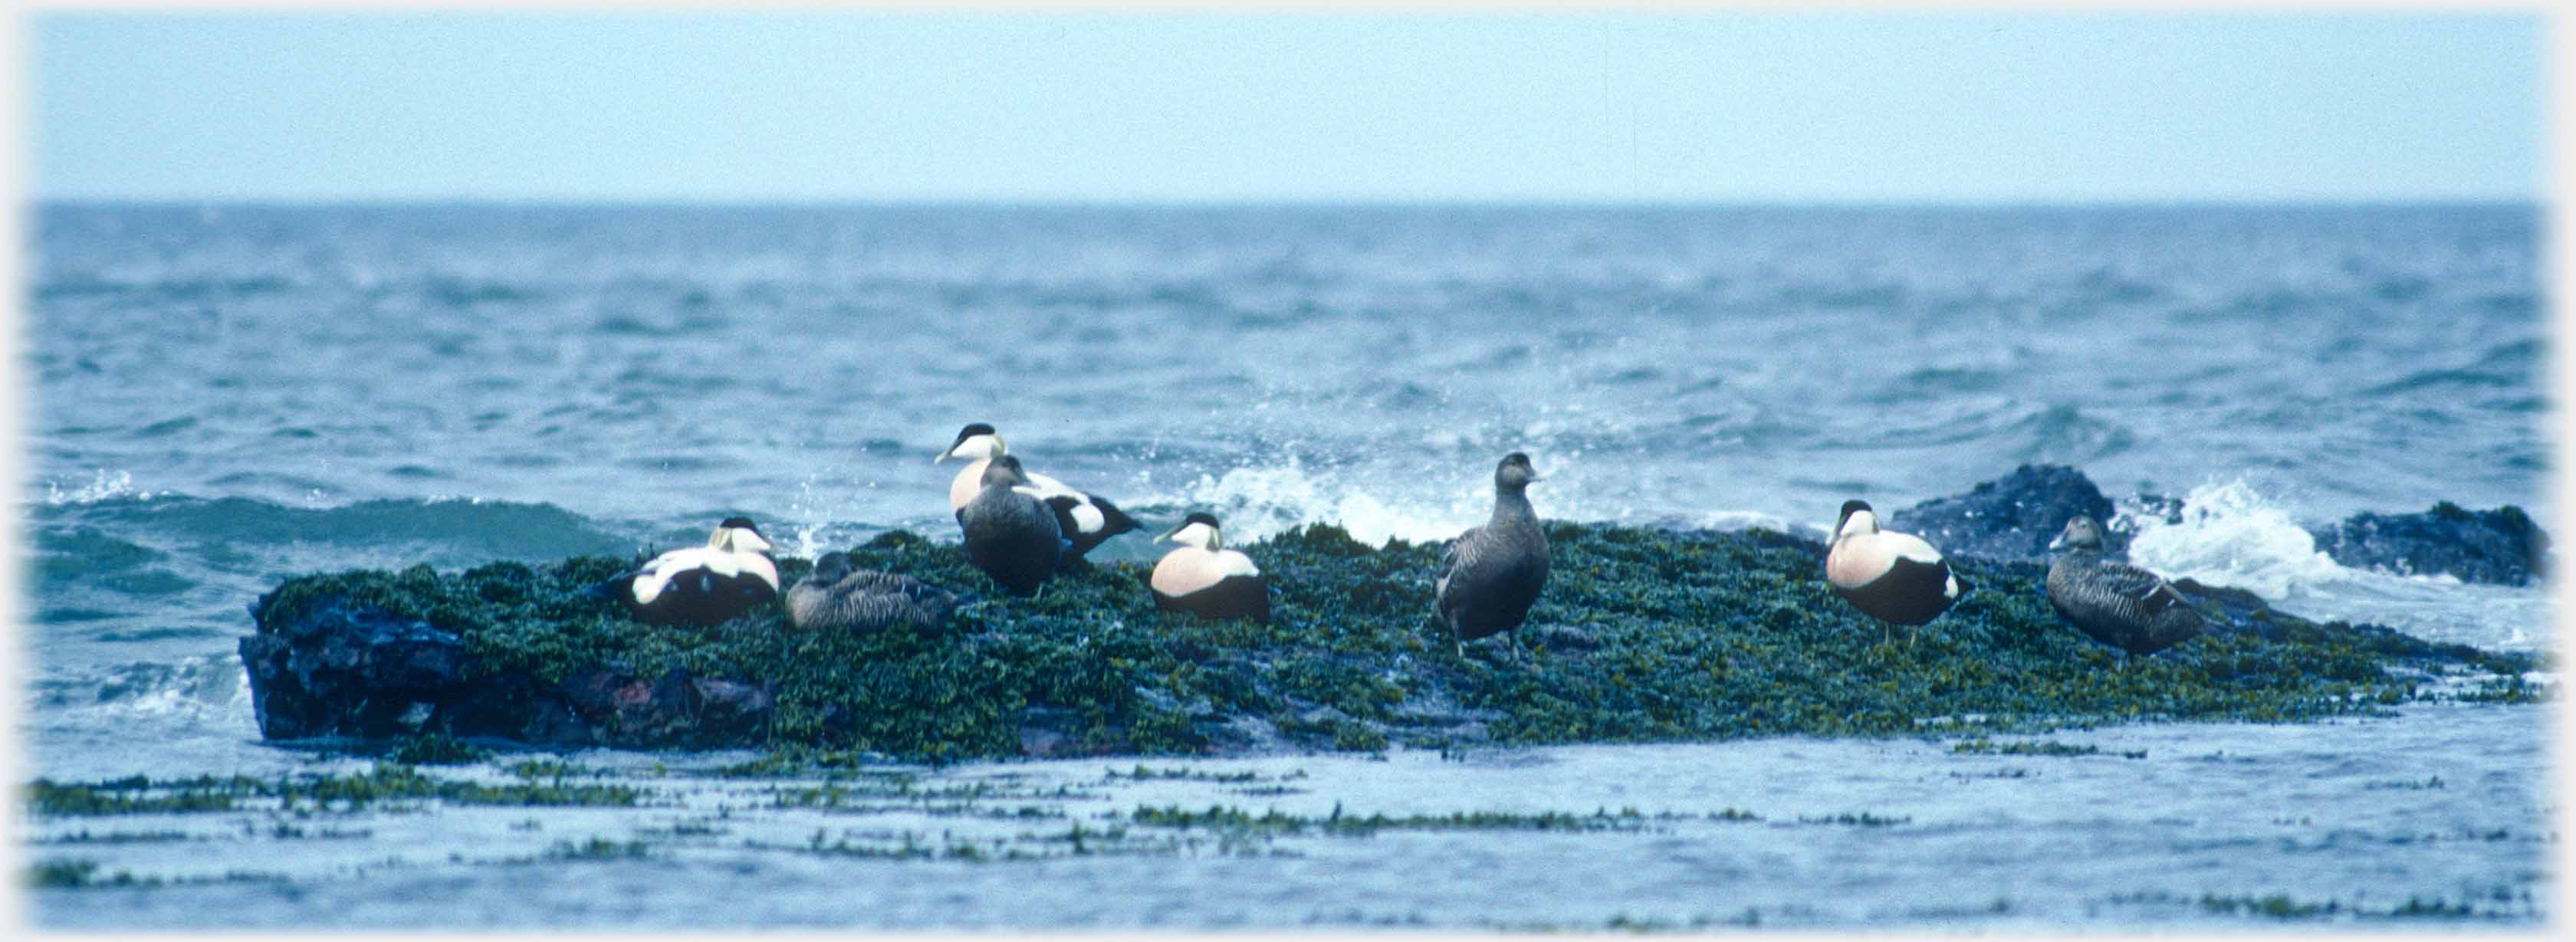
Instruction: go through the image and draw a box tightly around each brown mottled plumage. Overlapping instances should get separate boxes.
[2046,515,2204,661]
[1436,453,1549,659]
[787,552,958,633]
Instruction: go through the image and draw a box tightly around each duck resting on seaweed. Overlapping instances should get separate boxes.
[615,517,780,625]
[2046,515,2205,665]
[787,551,959,633]
[959,454,1064,596]
[1824,499,1964,647]
[936,422,1143,562]
[1150,512,1270,622]
[1436,452,1550,661]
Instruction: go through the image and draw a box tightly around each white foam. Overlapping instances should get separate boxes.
[1177,459,1484,546]
[43,469,159,505]
[781,472,886,559]
[2111,480,2552,653]
[1703,510,1813,537]
[2125,480,2348,601]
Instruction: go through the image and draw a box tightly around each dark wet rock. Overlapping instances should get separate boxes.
[1016,707,1084,758]
[241,515,2538,764]
[241,589,771,750]
[238,600,488,740]
[2308,502,2548,586]
[1887,464,2121,562]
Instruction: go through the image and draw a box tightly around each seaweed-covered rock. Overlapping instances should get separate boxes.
[1887,464,2120,561]
[239,519,2536,763]
[2308,502,2549,586]
[238,599,481,740]
[242,558,778,749]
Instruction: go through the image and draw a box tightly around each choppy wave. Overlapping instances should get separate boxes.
[40,493,641,563]
[29,655,248,718]
[2125,481,2351,600]
[41,469,163,505]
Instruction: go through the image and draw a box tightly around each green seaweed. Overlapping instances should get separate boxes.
[245,522,2538,763]
[391,731,490,766]
[1950,739,2145,759]
[1125,803,1659,836]
[26,764,644,818]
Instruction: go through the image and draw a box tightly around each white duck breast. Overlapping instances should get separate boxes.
[1151,546,1268,622]
[946,458,992,511]
[623,523,780,626]
[631,546,780,605]
[1825,517,1960,628]
[1149,516,1268,622]
[1151,546,1261,595]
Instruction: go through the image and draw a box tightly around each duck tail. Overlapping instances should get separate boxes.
[1091,496,1145,537]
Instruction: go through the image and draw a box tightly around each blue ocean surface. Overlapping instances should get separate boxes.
[21,203,2552,928]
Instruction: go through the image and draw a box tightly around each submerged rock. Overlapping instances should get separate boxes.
[1886,464,2120,561]
[2308,502,2549,586]
[238,514,2537,763]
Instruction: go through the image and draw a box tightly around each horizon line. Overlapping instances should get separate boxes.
[29,195,2545,211]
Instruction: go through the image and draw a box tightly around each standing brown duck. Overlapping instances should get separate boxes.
[2045,515,2204,664]
[1435,452,1549,661]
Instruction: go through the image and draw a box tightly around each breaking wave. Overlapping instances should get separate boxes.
[2124,481,2351,600]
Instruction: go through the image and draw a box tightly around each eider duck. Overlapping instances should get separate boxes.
[787,551,958,633]
[935,422,1142,561]
[1825,500,1964,645]
[1150,512,1270,622]
[1435,452,1550,660]
[958,454,1063,595]
[2046,515,2205,663]
[621,517,780,625]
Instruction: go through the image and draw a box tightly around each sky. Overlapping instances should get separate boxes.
[26,11,2545,204]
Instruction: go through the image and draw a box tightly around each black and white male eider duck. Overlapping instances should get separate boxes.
[1824,500,1965,646]
[1149,512,1270,622]
[621,517,780,625]
[958,455,1063,595]
[1435,452,1550,661]
[935,422,1143,561]
[787,552,959,634]
[2046,515,2205,665]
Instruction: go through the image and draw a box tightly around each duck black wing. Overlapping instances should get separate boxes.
[1042,493,1145,560]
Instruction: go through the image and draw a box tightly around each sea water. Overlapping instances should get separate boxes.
[21,203,2552,928]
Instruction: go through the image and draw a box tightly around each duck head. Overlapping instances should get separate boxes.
[937,422,1005,464]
